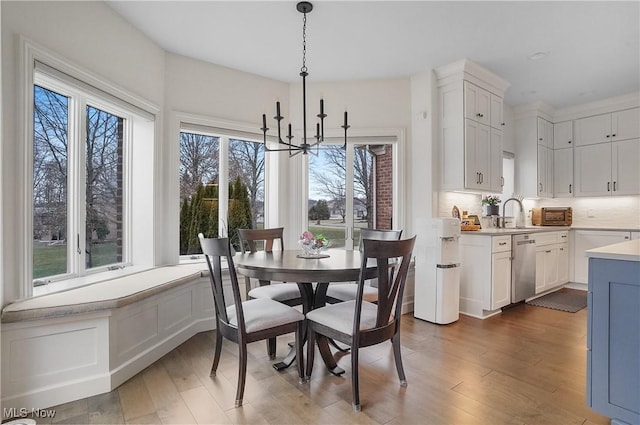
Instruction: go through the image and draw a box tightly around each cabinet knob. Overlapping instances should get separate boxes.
[501,122,505,126]
[606,134,610,138]
[568,140,571,144]
[612,134,616,137]
[539,138,543,141]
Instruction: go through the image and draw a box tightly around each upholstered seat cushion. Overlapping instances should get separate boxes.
[305,300,378,336]
[248,283,301,302]
[227,298,304,333]
[326,283,378,302]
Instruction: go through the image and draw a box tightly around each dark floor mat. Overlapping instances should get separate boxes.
[527,289,587,313]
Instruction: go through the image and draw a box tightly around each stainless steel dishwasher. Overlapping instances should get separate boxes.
[511,233,536,303]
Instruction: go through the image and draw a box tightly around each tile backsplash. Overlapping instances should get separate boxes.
[438,192,640,229]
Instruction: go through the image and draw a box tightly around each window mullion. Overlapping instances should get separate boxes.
[218,136,229,237]
[70,95,86,276]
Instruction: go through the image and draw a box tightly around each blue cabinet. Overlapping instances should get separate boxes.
[587,257,640,425]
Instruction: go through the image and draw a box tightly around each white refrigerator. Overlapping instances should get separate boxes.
[414,218,461,324]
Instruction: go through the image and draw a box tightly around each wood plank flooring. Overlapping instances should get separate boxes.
[22,301,610,424]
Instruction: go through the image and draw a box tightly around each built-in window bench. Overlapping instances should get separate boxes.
[1,266,216,415]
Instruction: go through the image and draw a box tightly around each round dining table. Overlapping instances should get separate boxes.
[234,249,377,375]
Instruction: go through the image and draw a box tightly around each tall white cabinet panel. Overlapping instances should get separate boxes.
[465,120,491,190]
[537,117,554,148]
[490,128,504,191]
[537,145,553,197]
[612,138,640,195]
[553,147,574,197]
[574,143,612,196]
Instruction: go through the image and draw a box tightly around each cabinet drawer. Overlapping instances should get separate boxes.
[557,231,569,242]
[492,236,511,252]
[536,232,558,246]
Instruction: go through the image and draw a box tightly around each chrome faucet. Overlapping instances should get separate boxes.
[502,197,525,228]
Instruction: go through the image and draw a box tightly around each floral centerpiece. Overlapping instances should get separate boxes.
[482,195,501,216]
[298,231,330,256]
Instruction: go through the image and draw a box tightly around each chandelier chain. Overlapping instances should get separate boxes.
[301,12,307,73]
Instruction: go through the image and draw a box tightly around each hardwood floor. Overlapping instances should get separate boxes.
[26,301,610,424]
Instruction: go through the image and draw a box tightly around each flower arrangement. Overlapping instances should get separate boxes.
[299,231,329,255]
[481,195,501,206]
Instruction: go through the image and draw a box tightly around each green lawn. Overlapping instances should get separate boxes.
[33,241,118,279]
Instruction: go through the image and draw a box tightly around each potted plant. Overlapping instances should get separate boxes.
[482,195,501,216]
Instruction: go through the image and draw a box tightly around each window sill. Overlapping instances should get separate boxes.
[3,265,206,323]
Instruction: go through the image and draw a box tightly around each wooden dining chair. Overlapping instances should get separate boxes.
[325,228,403,303]
[199,234,305,407]
[305,236,416,411]
[237,227,303,358]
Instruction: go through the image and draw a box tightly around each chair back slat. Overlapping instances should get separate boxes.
[358,229,402,289]
[199,234,245,333]
[357,237,416,331]
[238,228,284,253]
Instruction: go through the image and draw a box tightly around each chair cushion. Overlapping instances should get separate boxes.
[248,283,301,302]
[306,300,379,336]
[326,283,378,302]
[227,298,304,333]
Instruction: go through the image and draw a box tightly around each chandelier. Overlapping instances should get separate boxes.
[261,1,349,156]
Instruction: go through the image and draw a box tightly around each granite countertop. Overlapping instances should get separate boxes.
[585,239,640,262]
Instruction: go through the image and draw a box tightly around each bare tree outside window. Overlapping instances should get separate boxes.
[229,139,265,229]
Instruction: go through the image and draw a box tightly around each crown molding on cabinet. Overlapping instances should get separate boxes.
[434,58,511,95]
[513,92,640,123]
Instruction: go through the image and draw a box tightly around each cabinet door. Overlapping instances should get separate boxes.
[575,113,611,146]
[612,138,640,195]
[557,243,569,284]
[553,147,574,197]
[574,144,612,196]
[537,118,550,147]
[464,82,490,126]
[612,108,640,142]
[465,120,491,190]
[490,128,504,192]
[573,230,631,284]
[490,94,504,129]
[554,121,573,149]
[537,145,553,197]
[491,250,512,310]
[535,247,546,293]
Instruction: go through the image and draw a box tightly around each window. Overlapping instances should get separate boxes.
[308,141,395,250]
[179,128,265,256]
[31,68,150,287]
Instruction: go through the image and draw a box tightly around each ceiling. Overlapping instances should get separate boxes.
[106,1,640,109]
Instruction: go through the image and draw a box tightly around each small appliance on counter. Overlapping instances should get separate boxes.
[414,218,461,324]
[531,207,572,226]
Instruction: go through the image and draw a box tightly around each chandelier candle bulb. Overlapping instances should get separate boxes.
[320,98,324,114]
[344,111,348,127]
[276,101,281,118]
[262,114,267,129]
[288,123,292,138]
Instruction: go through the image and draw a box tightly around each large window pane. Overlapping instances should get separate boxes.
[179,132,219,255]
[308,146,347,248]
[85,105,124,269]
[229,138,265,230]
[33,85,69,280]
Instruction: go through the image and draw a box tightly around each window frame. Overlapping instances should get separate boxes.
[21,39,160,299]
[175,113,271,263]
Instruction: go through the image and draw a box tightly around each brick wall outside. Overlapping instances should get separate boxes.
[375,146,393,229]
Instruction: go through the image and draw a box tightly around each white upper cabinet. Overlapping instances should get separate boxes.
[490,94,504,129]
[554,147,574,197]
[436,59,510,194]
[574,107,639,146]
[464,81,491,126]
[574,137,639,197]
[553,121,573,148]
[537,145,553,197]
[537,117,554,148]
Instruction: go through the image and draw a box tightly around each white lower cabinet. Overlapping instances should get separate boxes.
[459,234,511,319]
[573,230,633,283]
[535,231,569,294]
